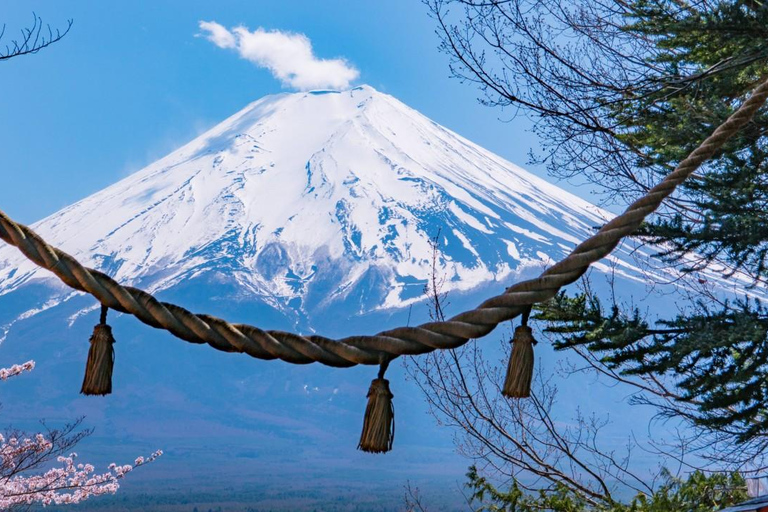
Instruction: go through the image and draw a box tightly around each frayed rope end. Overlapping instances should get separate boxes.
[502,324,537,399]
[358,371,395,453]
[80,306,115,396]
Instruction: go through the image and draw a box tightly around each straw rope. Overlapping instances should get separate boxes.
[2,78,767,368]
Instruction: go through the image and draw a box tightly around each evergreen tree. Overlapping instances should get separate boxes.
[428,0,768,451]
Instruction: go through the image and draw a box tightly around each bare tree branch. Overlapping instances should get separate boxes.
[0,13,72,62]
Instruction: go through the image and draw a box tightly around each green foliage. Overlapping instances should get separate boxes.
[536,292,768,440]
[466,465,748,512]
[534,1,768,442]
[615,1,768,161]
[640,155,768,278]
[533,292,650,354]
[465,465,592,512]
[629,470,748,512]
[610,2,768,278]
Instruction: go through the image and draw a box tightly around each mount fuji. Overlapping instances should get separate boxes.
[0,85,658,331]
[0,85,709,510]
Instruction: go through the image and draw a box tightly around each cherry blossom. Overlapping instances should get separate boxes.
[0,361,34,381]
[0,361,162,508]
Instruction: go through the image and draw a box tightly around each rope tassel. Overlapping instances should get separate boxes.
[358,360,395,453]
[81,305,116,396]
[502,308,537,399]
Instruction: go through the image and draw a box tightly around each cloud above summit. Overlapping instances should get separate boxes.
[198,21,359,91]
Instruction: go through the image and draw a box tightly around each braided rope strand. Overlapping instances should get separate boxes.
[2,77,767,367]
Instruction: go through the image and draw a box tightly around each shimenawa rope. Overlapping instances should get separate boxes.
[3,77,767,453]
[1,77,766,368]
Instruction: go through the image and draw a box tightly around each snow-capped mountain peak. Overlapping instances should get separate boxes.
[0,85,632,319]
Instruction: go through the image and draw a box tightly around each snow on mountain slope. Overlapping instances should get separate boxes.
[0,85,657,325]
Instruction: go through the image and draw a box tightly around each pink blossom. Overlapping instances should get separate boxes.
[0,361,163,507]
[0,437,162,508]
[0,361,35,381]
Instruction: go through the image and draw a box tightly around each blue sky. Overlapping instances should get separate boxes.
[0,1,562,224]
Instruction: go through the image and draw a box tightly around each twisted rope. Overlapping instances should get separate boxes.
[2,78,768,368]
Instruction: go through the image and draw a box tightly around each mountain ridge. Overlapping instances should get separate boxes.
[0,84,657,333]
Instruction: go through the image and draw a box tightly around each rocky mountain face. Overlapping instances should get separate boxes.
[0,85,659,333]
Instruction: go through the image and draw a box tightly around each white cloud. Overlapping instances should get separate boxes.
[198,21,236,49]
[198,21,359,91]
